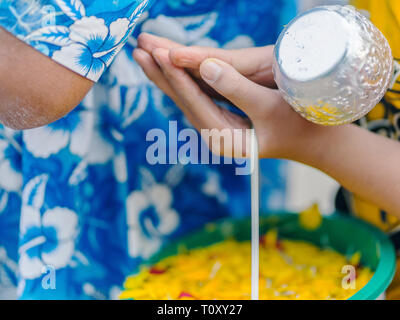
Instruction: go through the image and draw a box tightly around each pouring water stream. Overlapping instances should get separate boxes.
[250,128,259,300]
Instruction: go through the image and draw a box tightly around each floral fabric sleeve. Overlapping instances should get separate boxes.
[0,0,151,81]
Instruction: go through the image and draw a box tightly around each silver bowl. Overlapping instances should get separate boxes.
[273,5,393,126]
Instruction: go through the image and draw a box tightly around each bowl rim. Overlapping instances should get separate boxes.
[331,213,397,300]
[124,212,397,300]
[266,212,396,300]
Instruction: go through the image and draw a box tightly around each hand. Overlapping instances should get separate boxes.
[133,33,321,160]
[133,33,400,217]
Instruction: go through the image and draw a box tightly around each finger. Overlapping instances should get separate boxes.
[137,33,184,54]
[136,35,233,100]
[134,47,227,111]
[133,48,179,102]
[199,58,283,118]
[170,46,275,86]
[152,48,250,132]
[137,33,205,83]
[153,48,252,157]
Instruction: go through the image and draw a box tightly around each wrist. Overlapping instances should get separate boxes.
[281,121,352,169]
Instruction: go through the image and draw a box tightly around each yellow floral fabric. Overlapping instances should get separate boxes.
[348,0,400,230]
[349,0,400,299]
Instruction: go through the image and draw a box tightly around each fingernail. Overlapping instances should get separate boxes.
[200,59,222,84]
[153,52,162,67]
[176,58,193,67]
[133,48,144,58]
[170,49,192,67]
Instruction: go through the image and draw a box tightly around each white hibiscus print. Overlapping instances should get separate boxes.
[25,0,150,81]
[23,108,93,158]
[52,16,130,80]
[201,170,228,204]
[0,129,22,193]
[126,168,180,259]
[141,12,218,46]
[19,175,78,279]
[141,12,254,51]
[0,247,18,300]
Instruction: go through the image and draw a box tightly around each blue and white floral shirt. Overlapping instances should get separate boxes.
[0,0,295,299]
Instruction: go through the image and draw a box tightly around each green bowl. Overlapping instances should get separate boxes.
[132,212,397,300]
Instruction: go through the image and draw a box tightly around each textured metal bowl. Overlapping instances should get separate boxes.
[273,5,393,126]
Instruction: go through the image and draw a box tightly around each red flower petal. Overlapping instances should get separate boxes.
[149,267,166,275]
[178,292,194,299]
[260,236,266,247]
[276,240,284,251]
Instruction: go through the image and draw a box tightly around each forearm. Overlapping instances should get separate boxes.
[290,124,400,217]
[0,28,93,130]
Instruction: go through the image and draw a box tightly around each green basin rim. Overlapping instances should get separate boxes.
[130,212,397,300]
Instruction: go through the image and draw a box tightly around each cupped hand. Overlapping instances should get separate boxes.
[133,33,319,160]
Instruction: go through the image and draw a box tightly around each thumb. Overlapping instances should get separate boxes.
[199,58,281,117]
